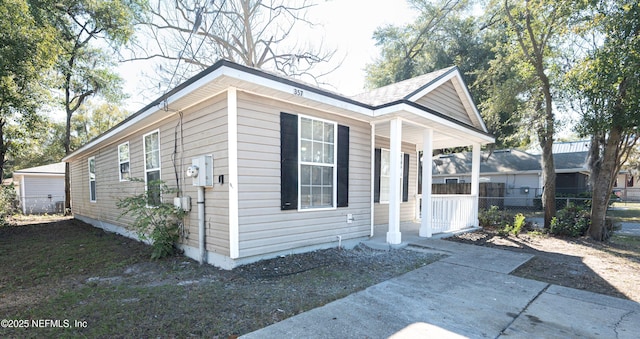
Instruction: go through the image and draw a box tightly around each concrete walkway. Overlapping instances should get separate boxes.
[242,238,640,338]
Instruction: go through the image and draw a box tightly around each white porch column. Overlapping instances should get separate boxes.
[471,142,481,227]
[420,128,433,237]
[387,118,402,244]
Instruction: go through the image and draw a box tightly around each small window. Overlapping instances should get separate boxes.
[299,116,336,209]
[143,130,161,206]
[88,157,96,202]
[445,178,459,184]
[379,148,404,203]
[118,142,130,181]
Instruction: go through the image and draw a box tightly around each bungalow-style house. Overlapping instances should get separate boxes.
[614,171,640,201]
[12,162,66,214]
[63,59,494,269]
[432,141,591,207]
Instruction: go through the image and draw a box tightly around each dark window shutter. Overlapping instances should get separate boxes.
[374,148,381,203]
[403,153,410,202]
[337,125,349,207]
[280,113,298,210]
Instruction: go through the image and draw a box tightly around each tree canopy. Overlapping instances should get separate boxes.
[567,0,640,239]
[127,0,336,98]
[0,0,58,179]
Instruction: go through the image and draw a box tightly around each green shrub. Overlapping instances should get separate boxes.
[117,179,186,259]
[478,205,512,228]
[511,213,526,236]
[498,213,527,237]
[550,203,590,237]
[0,184,18,227]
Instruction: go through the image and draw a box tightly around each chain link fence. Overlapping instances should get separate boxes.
[479,196,595,217]
[18,194,65,214]
[434,183,597,217]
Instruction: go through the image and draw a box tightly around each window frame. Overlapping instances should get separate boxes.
[297,115,337,211]
[118,141,131,182]
[379,148,404,204]
[88,156,96,202]
[143,130,161,206]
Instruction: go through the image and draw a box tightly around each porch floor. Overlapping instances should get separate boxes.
[364,222,480,251]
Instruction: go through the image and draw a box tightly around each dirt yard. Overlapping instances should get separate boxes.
[447,227,640,302]
[0,218,442,338]
[1,216,639,338]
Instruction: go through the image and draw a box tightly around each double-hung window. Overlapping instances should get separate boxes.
[280,112,349,211]
[118,142,130,181]
[88,157,96,202]
[143,130,161,206]
[299,116,336,209]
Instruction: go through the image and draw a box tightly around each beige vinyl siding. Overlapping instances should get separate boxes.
[236,92,371,258]
[176,97,229,253]
[414,80,472,125]
[70,93,231,255]
[373,136,418,226]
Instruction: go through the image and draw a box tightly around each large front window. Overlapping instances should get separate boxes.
[299,116,336,209]
[143,130,161,206]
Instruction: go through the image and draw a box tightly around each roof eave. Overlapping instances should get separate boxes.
[63,60,377,162]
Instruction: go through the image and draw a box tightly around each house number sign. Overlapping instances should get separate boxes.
[293,88,304,96]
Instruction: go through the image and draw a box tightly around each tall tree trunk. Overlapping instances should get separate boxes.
[504,0,559,228]
[540,134,556,228]
[0,119,5,181]
[64,98,72,215]
[587,134,602,189]
[589,78,629,241]
[589,126,622,240]
[538,80,556,228]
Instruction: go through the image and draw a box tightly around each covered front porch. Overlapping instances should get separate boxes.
[368,221,480,248]
[370,114,491,244]
[353,66,494,245]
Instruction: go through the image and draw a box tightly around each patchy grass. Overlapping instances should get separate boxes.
[0,218,442,338]
[0,219,150,293]
[609,202,640,222]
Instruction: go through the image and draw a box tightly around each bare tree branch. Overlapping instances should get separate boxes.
[123,0,338,95]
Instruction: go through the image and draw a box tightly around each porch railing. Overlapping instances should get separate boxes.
[431,194,477,234]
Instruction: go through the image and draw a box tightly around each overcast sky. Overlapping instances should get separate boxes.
[117,0,418,112]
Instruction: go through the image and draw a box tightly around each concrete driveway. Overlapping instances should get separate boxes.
[242,239,640,338]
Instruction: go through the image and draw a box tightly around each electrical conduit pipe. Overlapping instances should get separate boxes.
[198,186,206,265]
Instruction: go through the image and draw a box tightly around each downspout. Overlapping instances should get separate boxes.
[370,122,376,237]
[20,175,26,215]
[198,186,206,265]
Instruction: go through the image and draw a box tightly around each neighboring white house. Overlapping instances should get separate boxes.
[614,172,640,201]
[12,163,66,214]
[62,59,494,269]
